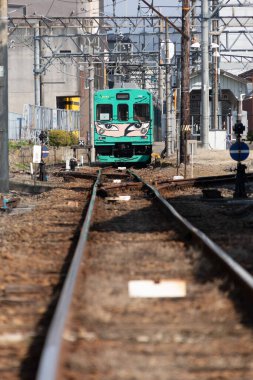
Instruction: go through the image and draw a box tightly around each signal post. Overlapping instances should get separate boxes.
[229,122,249,198]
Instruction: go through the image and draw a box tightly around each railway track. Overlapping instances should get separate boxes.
[36,168,253,380]
[0,175,96,380]
[160,184,253,276]
[153,172,253,190]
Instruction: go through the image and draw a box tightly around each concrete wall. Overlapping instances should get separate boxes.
[8,0,101,18]
[11,146,89,166]
[8,27,81,114]
[8,0,103,115]
[8,30,34,113]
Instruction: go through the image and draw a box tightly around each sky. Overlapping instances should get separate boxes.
[103,0,181,18]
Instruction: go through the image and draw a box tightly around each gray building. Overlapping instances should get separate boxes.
[190,69,248,138]
[8,0,105,139]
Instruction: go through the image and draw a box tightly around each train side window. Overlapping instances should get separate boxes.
[118,104,129,121]
[133,104,150,122]
[97,104,112,120]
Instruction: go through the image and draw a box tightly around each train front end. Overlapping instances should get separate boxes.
[94,88,153,165]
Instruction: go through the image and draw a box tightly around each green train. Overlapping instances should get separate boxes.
[94,88,154,165]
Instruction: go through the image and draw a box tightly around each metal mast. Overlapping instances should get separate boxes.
[212,0,219,130]
[165,18,171,156]
[158,17,164,141]
[89,60,95,162]
[0,0,9,193]
[180,0,190,164]
[34,23,41,106]
[201,0,210,149]
[141,0,188,158]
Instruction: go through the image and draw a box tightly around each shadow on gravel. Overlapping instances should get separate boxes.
[19,203,90,380]
[90,203,177,234]
[165,192,253,327]
[192,252,253,329]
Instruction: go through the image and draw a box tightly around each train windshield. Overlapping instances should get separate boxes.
[118,104,129,121]
[133,104,150,122]
[96,104,112,121]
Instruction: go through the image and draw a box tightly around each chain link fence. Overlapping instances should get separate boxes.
[9,105,80,143]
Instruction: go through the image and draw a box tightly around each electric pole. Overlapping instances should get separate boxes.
[158,17,164,141]
[89,59,95,163]
[180,0,190,165]
[141,0,188,157]
[34,23,41,106]
[165,18,171,156]
[112,0,116,18]
[0,0,9,193]
[212,0,219,130]
[201,0,210,148]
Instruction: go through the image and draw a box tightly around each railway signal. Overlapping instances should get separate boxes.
[229,141,249,162]
[230,122,249,198]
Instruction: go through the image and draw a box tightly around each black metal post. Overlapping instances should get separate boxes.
[39,131,48,181]
[39,160,46,181]
[233,122,247,198]
[234,162,247,198]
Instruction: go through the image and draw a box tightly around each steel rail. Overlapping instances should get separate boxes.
[36,169,102,380]
[155,173,237,184]
[155,172,253,189]
[130,170,253,294]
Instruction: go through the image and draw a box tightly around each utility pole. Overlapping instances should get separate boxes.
[89,59,95,163]
[34,23,41,106]
[112,0,116,18]
[158,17,164,141]
[180,0,190,166]
[165,18,171,157]
[175,56,181,170]
[201,0,210,148]
[141,69,145,89]
[141,0,188,158]
[0,0,9,193]
[212,0,219,130]
[191,0,199,67]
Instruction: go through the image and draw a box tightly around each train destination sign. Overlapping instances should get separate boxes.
[229,141,249,162]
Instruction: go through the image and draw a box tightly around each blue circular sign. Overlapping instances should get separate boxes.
[42,145,49,158]
[229,141,249,162]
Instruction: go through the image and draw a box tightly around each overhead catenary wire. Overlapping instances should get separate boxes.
[46,0,57,16]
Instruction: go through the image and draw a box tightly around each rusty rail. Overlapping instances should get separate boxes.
[36,170,101,380]
[130,170,253,294]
